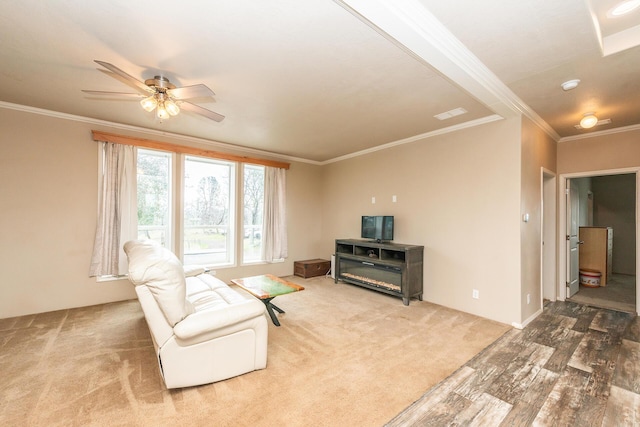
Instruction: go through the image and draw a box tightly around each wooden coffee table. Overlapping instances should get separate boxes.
[231,274,304,326]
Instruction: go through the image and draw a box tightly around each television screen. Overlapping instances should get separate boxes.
[361,216,394,241]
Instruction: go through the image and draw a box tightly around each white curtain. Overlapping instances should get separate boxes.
[262,166,287,262]
[89,142,137,277]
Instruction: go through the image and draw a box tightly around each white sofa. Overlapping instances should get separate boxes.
[123,240,268,389]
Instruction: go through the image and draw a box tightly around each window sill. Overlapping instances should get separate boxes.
[95,275,128,283]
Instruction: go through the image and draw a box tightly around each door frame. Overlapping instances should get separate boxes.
[541,168,557,303]
[566,181,580,297]
[557,167,640,315]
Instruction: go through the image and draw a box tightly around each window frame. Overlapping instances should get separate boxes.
[91,130,289,273]
[135,148,267,269]
[182,155,237,268]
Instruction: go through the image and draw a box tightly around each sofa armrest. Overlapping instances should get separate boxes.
[173,299,266,340]
[183,265,207,277]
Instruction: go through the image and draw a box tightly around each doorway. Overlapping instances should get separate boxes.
[560,171,638,314]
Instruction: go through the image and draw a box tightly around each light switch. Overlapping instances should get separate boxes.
[372,196,376,204]
[392,195,397,203]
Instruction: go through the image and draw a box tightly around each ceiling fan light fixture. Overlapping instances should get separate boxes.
[580,112,598,129]
[165,99,180,116]
[85,61,223,123]
[140,95,157,112]
[156,103,170,120]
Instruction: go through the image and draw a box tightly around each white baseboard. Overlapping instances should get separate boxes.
[511,307,543,330]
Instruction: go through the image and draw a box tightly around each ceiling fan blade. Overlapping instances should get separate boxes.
[179,101,225,122]
[94,60,154,95]
[81,90,143,98]
[168,84,215,99]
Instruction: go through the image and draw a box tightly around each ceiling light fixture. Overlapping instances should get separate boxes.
[140,95,157,112]
[561,79,580,91]
[140,91,180,120]
[165,99,180,116]
[608,0,640,17]
[580,112,599,129]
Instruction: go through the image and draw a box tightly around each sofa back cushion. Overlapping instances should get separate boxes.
[124,240,194,326]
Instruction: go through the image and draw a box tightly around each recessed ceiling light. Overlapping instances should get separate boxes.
[608,0,640,17]
[561,79,580,91]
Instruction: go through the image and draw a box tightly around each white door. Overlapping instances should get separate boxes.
[566,181,580,297]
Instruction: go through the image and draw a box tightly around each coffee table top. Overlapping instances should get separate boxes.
[231,274,304,300]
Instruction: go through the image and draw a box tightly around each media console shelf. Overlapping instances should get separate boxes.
[335,239,424,305]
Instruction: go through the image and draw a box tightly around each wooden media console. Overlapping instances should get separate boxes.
[334,239,424,305]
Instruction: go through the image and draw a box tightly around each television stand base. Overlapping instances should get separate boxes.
[335,239,424,305]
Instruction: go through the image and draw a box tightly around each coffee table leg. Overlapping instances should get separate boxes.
[263,297,285,326]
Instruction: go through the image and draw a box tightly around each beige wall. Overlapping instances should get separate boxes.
[0,109,134,317]
[12,103,619,325]
[592,174,636,275]
[557,129,640,174]
[0,108,324,318]
[520,117,557,322]
[321,118,523,325]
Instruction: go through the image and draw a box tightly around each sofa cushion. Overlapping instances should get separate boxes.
[124,240,195,327]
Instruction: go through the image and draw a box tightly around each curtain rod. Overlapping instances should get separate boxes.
[91,130,290,170]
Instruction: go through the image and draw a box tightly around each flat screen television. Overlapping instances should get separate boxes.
[361,216,394,242]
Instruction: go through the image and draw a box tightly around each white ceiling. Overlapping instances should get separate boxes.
[1,0,639,163]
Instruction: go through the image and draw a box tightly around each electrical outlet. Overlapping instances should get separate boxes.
[372,196,376,204]
[472,289,479,299]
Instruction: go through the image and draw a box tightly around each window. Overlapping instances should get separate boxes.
[243,164,265,263]
[137,149,172,248]
[91,132,288,278]
[133,148,267,268]
[183,156,236,266]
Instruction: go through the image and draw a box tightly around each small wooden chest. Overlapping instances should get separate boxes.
[294,259,331,278]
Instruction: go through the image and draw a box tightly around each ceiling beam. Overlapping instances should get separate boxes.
[335,0,560,140]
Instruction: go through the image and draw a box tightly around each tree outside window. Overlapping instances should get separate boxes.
[243,165,265,263]
[183,156,235,266]
[134,149,264,267]
[137,149,171,247]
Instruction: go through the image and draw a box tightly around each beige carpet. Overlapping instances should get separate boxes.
[0,276,510,426]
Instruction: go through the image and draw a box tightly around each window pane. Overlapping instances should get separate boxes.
[137,149,171,247]
[183,156,235,266]
[243,165,265,263]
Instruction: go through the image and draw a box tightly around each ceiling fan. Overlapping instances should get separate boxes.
[82,60,224,122]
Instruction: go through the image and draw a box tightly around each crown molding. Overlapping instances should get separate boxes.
[322,114,504,165]
[558,123,640,142]
[0,101,318,165]
[2,101,510,166]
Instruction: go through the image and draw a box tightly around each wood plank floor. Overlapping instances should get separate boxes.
[387,301,640,426]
